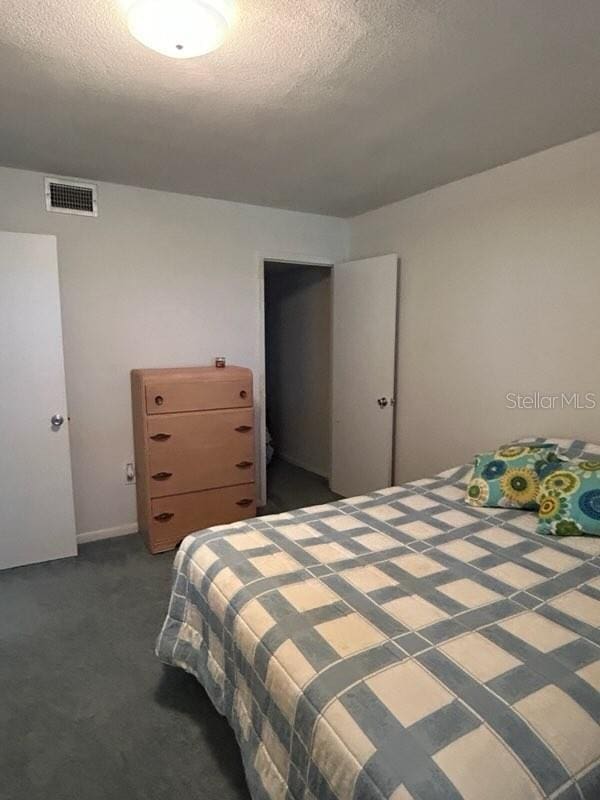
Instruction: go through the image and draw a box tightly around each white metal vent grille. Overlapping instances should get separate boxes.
[45,177,98,217]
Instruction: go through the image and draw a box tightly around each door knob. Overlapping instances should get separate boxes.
[377,398,389,408]
[51,414,65,428]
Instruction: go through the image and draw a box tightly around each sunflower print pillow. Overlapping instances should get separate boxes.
[466,444,561,510]
[537,460,600,536]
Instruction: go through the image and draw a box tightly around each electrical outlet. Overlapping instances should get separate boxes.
[125,462,136,485]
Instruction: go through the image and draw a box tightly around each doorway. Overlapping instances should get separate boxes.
[261,260,340,514]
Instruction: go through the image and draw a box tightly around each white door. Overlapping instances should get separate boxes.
[331,254,398,497]
[0,232,77,570]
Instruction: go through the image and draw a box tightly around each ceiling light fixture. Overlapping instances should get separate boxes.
[127,0,235,59]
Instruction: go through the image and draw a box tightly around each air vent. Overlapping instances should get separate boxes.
[45,177,98,217]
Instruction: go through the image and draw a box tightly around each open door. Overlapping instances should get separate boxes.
[0,232,77,569]
[331,254,398,497]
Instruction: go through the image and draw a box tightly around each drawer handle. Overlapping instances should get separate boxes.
[150,433,171,442]
[154,395,164,406]
[236,499,254,508]
[239,390,248,399]
[235,425,253,433]
[154,512,174,523]
[152,472,173,481]
[236,461,253,469]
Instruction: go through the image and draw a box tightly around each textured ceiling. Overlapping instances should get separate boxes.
[1,1,600,217]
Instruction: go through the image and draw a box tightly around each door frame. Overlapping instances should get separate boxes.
[256,252,334,507]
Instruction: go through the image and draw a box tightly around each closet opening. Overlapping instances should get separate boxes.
[260,260,340,514]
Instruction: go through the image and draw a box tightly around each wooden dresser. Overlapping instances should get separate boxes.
[131,366,256,554]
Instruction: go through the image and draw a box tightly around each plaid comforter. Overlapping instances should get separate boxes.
[156,440,600,800]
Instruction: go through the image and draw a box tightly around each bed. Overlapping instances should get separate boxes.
[156,438,600,800]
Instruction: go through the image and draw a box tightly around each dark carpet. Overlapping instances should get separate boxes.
[1,459,339,800]
[260,457,341,516]
[0,535,250,800]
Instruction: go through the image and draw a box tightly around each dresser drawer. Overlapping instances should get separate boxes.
[149,484,256,553]
[147,409,255,497]
[146,377,252,415]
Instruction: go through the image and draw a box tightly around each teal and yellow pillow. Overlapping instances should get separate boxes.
[537,460,600,536]
[466,444,561,510]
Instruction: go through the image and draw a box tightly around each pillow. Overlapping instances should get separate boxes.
[515,436,600,462]
[537,460,600,536]
[466,444,561,510]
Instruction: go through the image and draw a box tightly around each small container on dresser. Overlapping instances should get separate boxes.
[131,366,257,554]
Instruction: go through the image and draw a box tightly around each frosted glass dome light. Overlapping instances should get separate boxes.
[127,0,235,58]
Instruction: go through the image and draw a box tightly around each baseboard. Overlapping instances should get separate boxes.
[277,451,330,480]
[77,523,138,545]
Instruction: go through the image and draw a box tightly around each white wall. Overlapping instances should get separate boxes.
[265,264,332,477]
[0,167,348,537]
[3,129,599,526]
[350,132,600,483]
